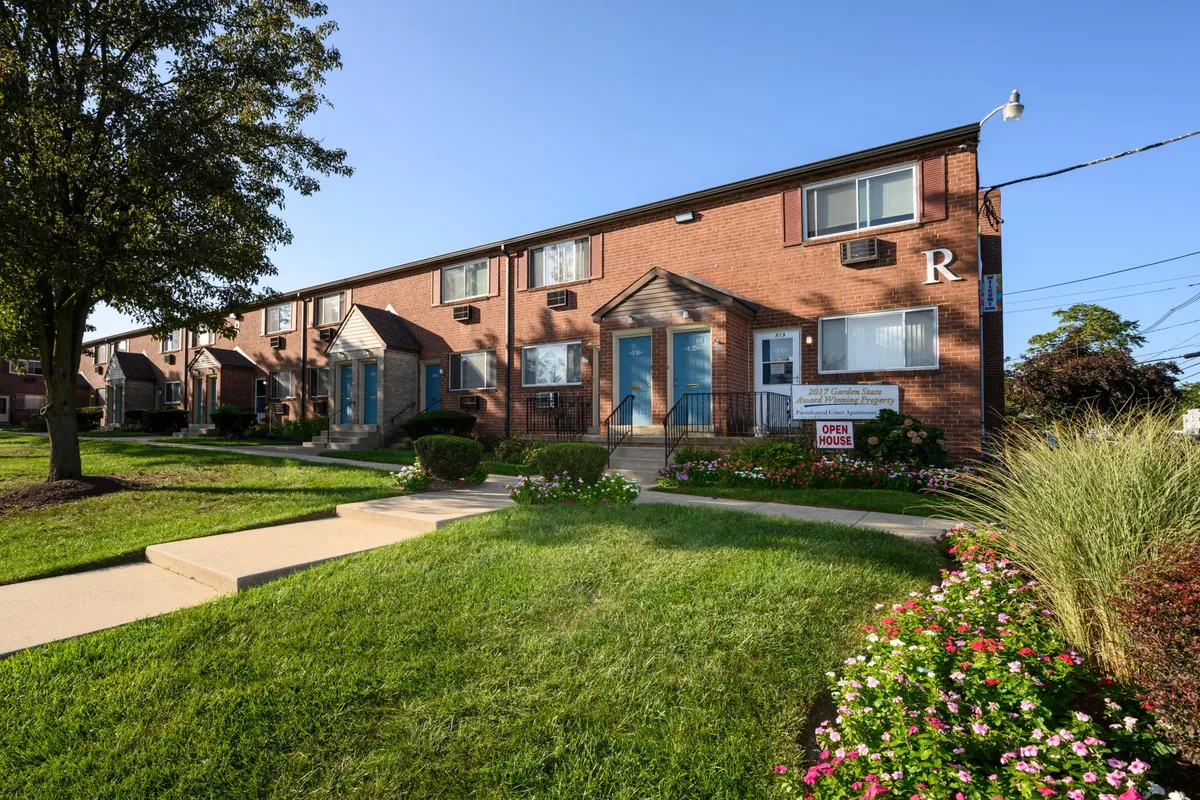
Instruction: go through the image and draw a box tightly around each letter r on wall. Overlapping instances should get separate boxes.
[922,248,963,284]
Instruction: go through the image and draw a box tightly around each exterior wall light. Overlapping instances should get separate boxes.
[805,334,814,345]
[626,315,635,325]
[681,310,690,319]
[674,211,695,224]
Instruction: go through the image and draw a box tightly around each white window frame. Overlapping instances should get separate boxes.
[192,330,215,347]
[313,293,343,326]
[802,162,919,241]
[160,330,180,352]
[521,341,583,387]
[266,303,293,334]
[9,359,42,375]
[449,350,496,391]
[163,381,181,405]
[116,339,128,352]
[269,370,296,399]
[440,259,490,304]
[309,366,330,397]
[817,306,939,374]
[22,394,44,410]
[94,344,108,364]
[529,238,590,289]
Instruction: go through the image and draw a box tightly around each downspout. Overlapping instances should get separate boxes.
[182,331,189,419]
[502,243,513,438]
[299,292,308,420]
[975,148,986,452]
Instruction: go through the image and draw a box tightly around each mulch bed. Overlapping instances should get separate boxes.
[0,476,146,512]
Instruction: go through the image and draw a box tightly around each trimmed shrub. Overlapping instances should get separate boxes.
[493,436,533,464]
[534,443,609,485]
[141,408,188,433]
[123,409,145,426]
[76,406,104,432]
[210,404,256,438]
[280,415,326,441]
[1116,541,1200,764]
[402,410,477,440]
[673,445,721,464]
[728,439,811,472]
[855,408,948,466]
[414,434,483,480]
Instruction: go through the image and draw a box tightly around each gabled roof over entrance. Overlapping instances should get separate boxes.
[326,304,423,355]
[105,351,157,383]
[188,346,256,372]
[592,267,761,322]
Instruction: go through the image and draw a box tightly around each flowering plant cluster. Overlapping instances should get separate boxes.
[657,454,966,494]
[391,464,431,493]
[856,409,950,467]
[775,525,1187,800]
[507,471,640,505]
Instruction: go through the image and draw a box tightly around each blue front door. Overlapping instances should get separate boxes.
[423,363,442,410]
[362,362,379,425]
[339,364,353,423]
[672,329,712,426]
[617,335,652,425]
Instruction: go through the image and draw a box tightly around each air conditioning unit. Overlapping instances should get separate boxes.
[839,237,880,266]
[318,328,335,342]
[313,399,329,416]
[452,305,472,323]
[458,395,480,410]
[271,402,289,416]
[95,365,104,375]
[164,354,176,365]
[546,289,570,309]
[270,336,285,349]
[534,391,560,409]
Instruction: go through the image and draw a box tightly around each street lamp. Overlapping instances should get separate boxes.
[981,89,1024,126]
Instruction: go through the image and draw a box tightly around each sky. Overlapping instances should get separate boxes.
[88,0,1200,377]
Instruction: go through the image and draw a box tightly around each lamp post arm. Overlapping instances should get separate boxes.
[979,104,1007,127]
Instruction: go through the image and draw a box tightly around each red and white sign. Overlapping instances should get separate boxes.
[816,420,855,449]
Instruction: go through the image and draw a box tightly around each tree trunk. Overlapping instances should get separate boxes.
[45,392,82,481]
[38,294,91,482]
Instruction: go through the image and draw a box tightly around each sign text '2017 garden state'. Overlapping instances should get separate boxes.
[792,385,900,420]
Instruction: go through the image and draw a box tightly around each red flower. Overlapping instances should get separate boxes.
[985,678,1000,685]
[1018,647,1036,656]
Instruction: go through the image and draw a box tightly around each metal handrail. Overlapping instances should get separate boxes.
[391,400,417,426]
[604,394,635,461]
[663,391,796,466]
[525,395,590,443]
[663,393,689,468]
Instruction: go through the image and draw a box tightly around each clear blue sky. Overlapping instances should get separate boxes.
[89,0,1200,375]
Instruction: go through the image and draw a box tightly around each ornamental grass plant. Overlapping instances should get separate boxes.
[952,412,1200,681]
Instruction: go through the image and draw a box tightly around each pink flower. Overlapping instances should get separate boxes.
[957,770,972,783]
[1072,742,1089,756]
[1068,791,1085,800]
[1118,789,1143,800]
[1128,759,1149,775]
[774,765,788,774]
[1083,772,1099,783]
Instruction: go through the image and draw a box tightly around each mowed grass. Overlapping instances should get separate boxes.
[151,436,303,446]
[321,446,533,476]
[0,433,397,584]
[655,484,961,517]
[0,504,941,799]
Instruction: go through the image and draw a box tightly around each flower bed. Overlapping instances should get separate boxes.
[390,462,486,493]
[507,472,640,505]
[658,454,966,494]
[775,525,1189,800]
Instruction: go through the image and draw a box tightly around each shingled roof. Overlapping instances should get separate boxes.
[352,305,423,353]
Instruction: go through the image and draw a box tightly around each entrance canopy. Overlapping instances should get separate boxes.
[592,267,760,322]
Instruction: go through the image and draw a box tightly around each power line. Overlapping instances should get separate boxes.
[1006,272,1200,305]
[1140,316,1200,334]
[1143,289,1200,334]
[1179,366,1200,383]
[1007,284,1199,314]
[1006,249,1200,296]
[1140,331,1200,360]
[1137,350,1200,365]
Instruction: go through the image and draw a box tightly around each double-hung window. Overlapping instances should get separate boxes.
[163,381,181,405]
[160,330,180,352]
[314,293,343,326]
[805,164,916,239]
[449,350,496,391]
[10,359,42,375]
[266,303,292,334]
[522,342,582,387]
[819,307,938,373]
[94,344,108,364]
[530,238,588,288]
[192,330,215,347]
[309,367,330,397]
[441,260,489,303]
[116,339,128,352]
[270,370,295,399]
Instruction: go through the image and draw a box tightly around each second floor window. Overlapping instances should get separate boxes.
[160,330,180,352]
[449,350,495,391]
[266,303,292,333]
[314,293,343,326]
[531,238,588,288]
[9,359,42,375]
[192,330,215,347]
[116,339,128,352]
[441,260,489,303]
[805,165,916,239]
[94,344,108,364]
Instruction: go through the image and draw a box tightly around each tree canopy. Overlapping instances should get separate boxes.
[0,0,350,479]
[1026,303,1148,356]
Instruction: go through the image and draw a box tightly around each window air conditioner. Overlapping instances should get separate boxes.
[534,391,560,409]
[452,305,472,323]
[458,395,480,410]
[270,336,285,349]
[839,237,880,266]
[318,328,335,342]
[164,354,176,365]
[546,289,569,309]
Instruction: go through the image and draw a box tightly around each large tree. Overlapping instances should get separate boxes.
[0,0,350,480]
[1010,304,1178,420]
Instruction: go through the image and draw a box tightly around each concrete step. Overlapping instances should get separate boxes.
[324,441,378,451]
[607,468,657,485]
[335,477,514,533]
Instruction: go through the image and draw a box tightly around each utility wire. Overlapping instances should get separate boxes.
[980,128,1200,228]
[1137,350,1200,365]
[1140,316,1200,334]
[1143,289,1200,334]
[1006,250,1200,296]
[1140,330,1200,360]
[1006,272,1200,305]
[1007,284,1199,314]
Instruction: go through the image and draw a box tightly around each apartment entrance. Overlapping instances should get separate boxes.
[0,396,9,424]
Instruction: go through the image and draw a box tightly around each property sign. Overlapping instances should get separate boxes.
[816,420,855,449]
[980,274,1002,313]
[792,384,900,420]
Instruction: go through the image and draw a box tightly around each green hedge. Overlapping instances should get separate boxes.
[855,409,948,467]
[402,410,477,440]
[728,440,812,472]
[210,404,257,437]
[142,408,188,433]
[534,443,609,485]
[77,406,104,432]
[415,434,484,480]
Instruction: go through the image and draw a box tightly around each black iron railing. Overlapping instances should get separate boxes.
[391,400,417,426]
[664,391,796,466]
[604,394,635,460]
[524,394,591,443]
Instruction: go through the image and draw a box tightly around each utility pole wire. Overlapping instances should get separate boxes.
[1006,284,1198,314]
[1006,250,1200,296]
[1006,273,1200,305]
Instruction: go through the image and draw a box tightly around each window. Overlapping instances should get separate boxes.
[441,260,489,303]
[522,342,582,386]
[160,330,180,352]
[270,370,295,399]
[163,381,181,405]
[530,238,588,288]
[309,367,330,397]
[266,303,292,333]
[22,395,44,410]
[116,339,128,352]
[819,307,937,373]
[314,293,343,326]
[449,350,496,391]
[192,330,215,347]
[9,359,42,375]
[94,344,108,364]
[805,165,916,239]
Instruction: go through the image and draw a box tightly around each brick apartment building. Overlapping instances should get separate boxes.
[80,122,1004,459]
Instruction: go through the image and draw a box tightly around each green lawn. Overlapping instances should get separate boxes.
[654,484,961,517]
[79,430,155,438]
[151,436,303,446]
[0,433,397,584]
[0,504,941,798]
[322,447,533,476]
